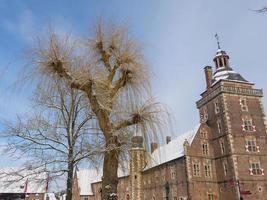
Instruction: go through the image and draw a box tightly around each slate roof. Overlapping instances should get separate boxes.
[212,68,248,84]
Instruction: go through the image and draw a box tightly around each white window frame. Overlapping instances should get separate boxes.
[193,163,201,177]
[204,164,212,177]
[249,162,264,175]
[245,137,259,152]
[242,118,256,132]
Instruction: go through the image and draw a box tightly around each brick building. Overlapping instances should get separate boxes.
[73,47,267,200]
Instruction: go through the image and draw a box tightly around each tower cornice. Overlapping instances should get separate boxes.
[196,82,263,109]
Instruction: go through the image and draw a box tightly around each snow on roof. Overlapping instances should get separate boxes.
[213,69,237,80]
[212,68,249,85]
[0,168,47,194]
[77,166,129,196]
[145,124,200,170]
[77,169,102,196]
[76,124,201,195]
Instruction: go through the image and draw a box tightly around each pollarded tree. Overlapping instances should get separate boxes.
[32,22,169,200]
[1,79,100,200]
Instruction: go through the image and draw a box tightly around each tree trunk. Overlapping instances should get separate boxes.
[66,159,74,200]
[101,149,119,200]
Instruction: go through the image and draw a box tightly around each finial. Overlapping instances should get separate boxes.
[215,33,221,49]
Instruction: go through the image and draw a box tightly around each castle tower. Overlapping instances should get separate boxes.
[130,136,145,200]
[196,44,267,199]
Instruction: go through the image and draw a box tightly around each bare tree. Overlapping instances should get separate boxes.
[0,79,100,200]
[26,21,169,200]
[251,6,267,13]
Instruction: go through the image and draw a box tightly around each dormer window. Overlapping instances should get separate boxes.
[240,98,248,112]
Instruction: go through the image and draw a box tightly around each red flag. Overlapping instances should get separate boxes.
[24,179,28,193]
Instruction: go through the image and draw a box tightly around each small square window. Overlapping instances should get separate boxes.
[242,118,255,132]
[249,162,263,175]
[245,138,259,152]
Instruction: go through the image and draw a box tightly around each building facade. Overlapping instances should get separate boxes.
[73,47,267,200]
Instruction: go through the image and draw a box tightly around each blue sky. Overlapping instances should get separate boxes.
[1,0,267,164]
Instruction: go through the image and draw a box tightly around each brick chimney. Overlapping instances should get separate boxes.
[204,66,213,90]
[151,142,158,154]
[166,136,171,144]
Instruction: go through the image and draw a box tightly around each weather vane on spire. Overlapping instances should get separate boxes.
[215,33,221,49]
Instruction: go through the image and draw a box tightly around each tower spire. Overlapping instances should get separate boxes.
[215,33,221,49]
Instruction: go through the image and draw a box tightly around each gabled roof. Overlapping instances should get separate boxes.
[145,124,200,170]
[0,168,47,194]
